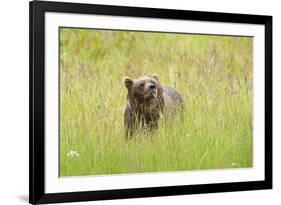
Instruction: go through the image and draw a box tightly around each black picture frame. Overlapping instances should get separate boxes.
[29,0,272,204]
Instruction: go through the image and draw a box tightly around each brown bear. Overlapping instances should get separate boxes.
[123,74,184,137]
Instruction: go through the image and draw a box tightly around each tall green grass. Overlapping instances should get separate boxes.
[59,28,253,176]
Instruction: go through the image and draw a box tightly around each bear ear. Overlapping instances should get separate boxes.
[123,76,134,89]
[151,73,159,81]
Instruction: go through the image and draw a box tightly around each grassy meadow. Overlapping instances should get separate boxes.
[59,28,253,176]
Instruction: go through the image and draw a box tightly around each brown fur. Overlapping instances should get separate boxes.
[123,74,183,137]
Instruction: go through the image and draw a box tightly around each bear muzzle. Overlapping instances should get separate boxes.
[144,88,158,99]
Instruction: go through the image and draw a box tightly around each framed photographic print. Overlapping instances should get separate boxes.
[29,0,272,204]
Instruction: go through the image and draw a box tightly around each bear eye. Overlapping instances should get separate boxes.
[139,82,145,88]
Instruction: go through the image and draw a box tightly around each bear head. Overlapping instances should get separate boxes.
[123,74,164,111]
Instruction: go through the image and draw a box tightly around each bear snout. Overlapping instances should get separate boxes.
[144,87,157,99]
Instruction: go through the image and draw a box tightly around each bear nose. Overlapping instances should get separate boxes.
[149,84,156,90]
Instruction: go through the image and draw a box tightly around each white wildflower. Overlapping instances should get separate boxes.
[67,150,80,158]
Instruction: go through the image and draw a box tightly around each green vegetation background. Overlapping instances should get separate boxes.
[60,28,253,176]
